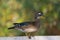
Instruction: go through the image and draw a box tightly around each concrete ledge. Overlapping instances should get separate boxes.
[0,36,60,40]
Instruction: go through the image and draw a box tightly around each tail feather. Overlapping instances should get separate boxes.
[13,23,18,25]
[8,27,15,29]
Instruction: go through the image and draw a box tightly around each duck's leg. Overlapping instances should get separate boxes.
[25,32,28,36]
[25,32,31,39]
[28,32,31,39]
[31,32,36,37]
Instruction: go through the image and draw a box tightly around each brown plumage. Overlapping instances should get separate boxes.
[8,11,43,39]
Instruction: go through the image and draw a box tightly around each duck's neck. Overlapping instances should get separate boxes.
[35,18,40,28]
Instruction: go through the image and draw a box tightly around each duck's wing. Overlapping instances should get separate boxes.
[14,21,35,27]
[8,21,35,30]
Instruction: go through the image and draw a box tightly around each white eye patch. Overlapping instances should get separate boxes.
[38,13,41,15]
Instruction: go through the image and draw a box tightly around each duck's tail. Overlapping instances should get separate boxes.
[8,27,15,29]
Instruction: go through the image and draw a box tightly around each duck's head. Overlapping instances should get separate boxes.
[35,11,43,19]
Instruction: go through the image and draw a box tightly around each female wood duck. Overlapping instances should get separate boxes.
[8,11,43,39]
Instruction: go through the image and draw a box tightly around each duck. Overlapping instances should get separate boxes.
[8,11,43,39]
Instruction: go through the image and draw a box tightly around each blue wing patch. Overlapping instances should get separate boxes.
[13,22,31,27]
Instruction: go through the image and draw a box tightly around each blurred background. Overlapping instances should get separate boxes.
[0,0,60,36]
